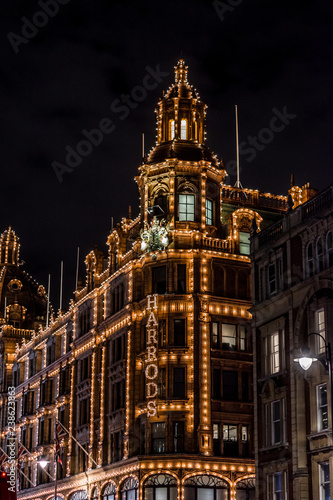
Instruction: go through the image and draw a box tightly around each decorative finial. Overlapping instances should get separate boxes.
[174,59,188,84]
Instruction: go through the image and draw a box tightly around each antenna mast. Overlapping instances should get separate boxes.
[234,105,243,189]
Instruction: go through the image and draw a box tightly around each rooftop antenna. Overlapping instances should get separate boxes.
[46,274,51,328]
[234,105,243,189]
[111,217,114,231]
[75,248,79,290]
[142,133,145,159]
[59,261,63,311]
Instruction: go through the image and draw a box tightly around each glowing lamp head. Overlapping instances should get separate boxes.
[38,457,49,469]
[295,347,317,371]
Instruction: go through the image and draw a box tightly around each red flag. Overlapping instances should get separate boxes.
[0,451,8,469]
[17,444,27,462]
[55,423,66,465]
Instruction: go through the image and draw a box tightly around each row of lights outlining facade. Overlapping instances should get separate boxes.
[0,60,316,500]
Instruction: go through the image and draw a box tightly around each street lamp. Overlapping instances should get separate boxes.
[37,455,57,500]
[294,332,333,426]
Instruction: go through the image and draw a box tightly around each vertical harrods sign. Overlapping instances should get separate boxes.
[145,294,158,417]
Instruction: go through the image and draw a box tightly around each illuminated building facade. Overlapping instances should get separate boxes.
[251,185,333,499]
[1,60,312,500]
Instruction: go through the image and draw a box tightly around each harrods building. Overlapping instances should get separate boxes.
[0,60,315,500]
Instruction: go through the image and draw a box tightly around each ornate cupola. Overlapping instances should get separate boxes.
[0,226,20,265]
[147,59,219,166]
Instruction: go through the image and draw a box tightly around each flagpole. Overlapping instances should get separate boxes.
[46,274,51,328]
[59,261,63,312]
[55,419,98,467]
[54,418,58,500]
[75,247,80,291]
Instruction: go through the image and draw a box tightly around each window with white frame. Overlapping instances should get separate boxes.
[179,194,195,221]
[319,462,330,500]
[327,231,333,267]
[265,331,280,375]
[266,471,288,500]
[264,399,286,447]
[317,384,328,431]
[239,231,250,255]
[206,199,213,225]
[180,119,187,139]
[315,308,326,354]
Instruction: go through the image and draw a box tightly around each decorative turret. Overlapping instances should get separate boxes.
[147,59,219,166]
[0,227,20,265]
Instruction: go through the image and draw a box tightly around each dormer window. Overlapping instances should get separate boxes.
[169,120,175,140]
[180,119,187,139]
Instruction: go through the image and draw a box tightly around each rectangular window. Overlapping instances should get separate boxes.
[173,421,184,453]
[319,462,330,500]
[269,332,280,374]
[240,325,247,351]
[158,367,166,398]
[273,472,282,500]
[317,384,328,431]
[212,322,219,348]
[174,319,186,346]
[222,323,237,350]
[213,369,221,399]
[271,400,286,445]
[179,194,195,222]
[205,199,213,225]
[223,424,238,457]
[223,370,238,401]
[151,422,165,453]
[242,425,249,457]
[242,372,249,401]
[268,263,276,295]
[239,231,250,255]
[177,264,187,293]
[213,423,220,455]
[173,367,186,398]
[316,308,326,354]
[152,266,167,294]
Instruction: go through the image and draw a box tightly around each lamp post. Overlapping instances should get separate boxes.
[294,332,333,428]
[37,455,57,500]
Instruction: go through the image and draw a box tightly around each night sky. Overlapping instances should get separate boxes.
[0,0,332,311]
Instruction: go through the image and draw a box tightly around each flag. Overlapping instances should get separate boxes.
[0,450,8,470]
[55,423,66,465]
[17,444,28,462]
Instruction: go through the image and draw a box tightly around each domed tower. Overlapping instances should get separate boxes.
[137,60,227,239]
[0,227,48,394]
[0,226,20,266]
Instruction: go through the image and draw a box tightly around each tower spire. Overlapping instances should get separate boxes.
[174,59,188,84]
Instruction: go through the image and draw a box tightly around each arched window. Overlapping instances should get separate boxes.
[184,475,229,500]
[236,477,255,500]
[169,120,175,140]
[91,487,99,500]
[316,237,324,272]
[194,120,198,140]
[69,492,88,500]
[121,477,138,500]
[327,231,333,267]
[180,119,187,139]
[306,242,314,277]
[143,474,177,500]
[102,483,116,500]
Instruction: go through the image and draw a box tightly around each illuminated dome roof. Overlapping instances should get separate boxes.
[147,60,220,167]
